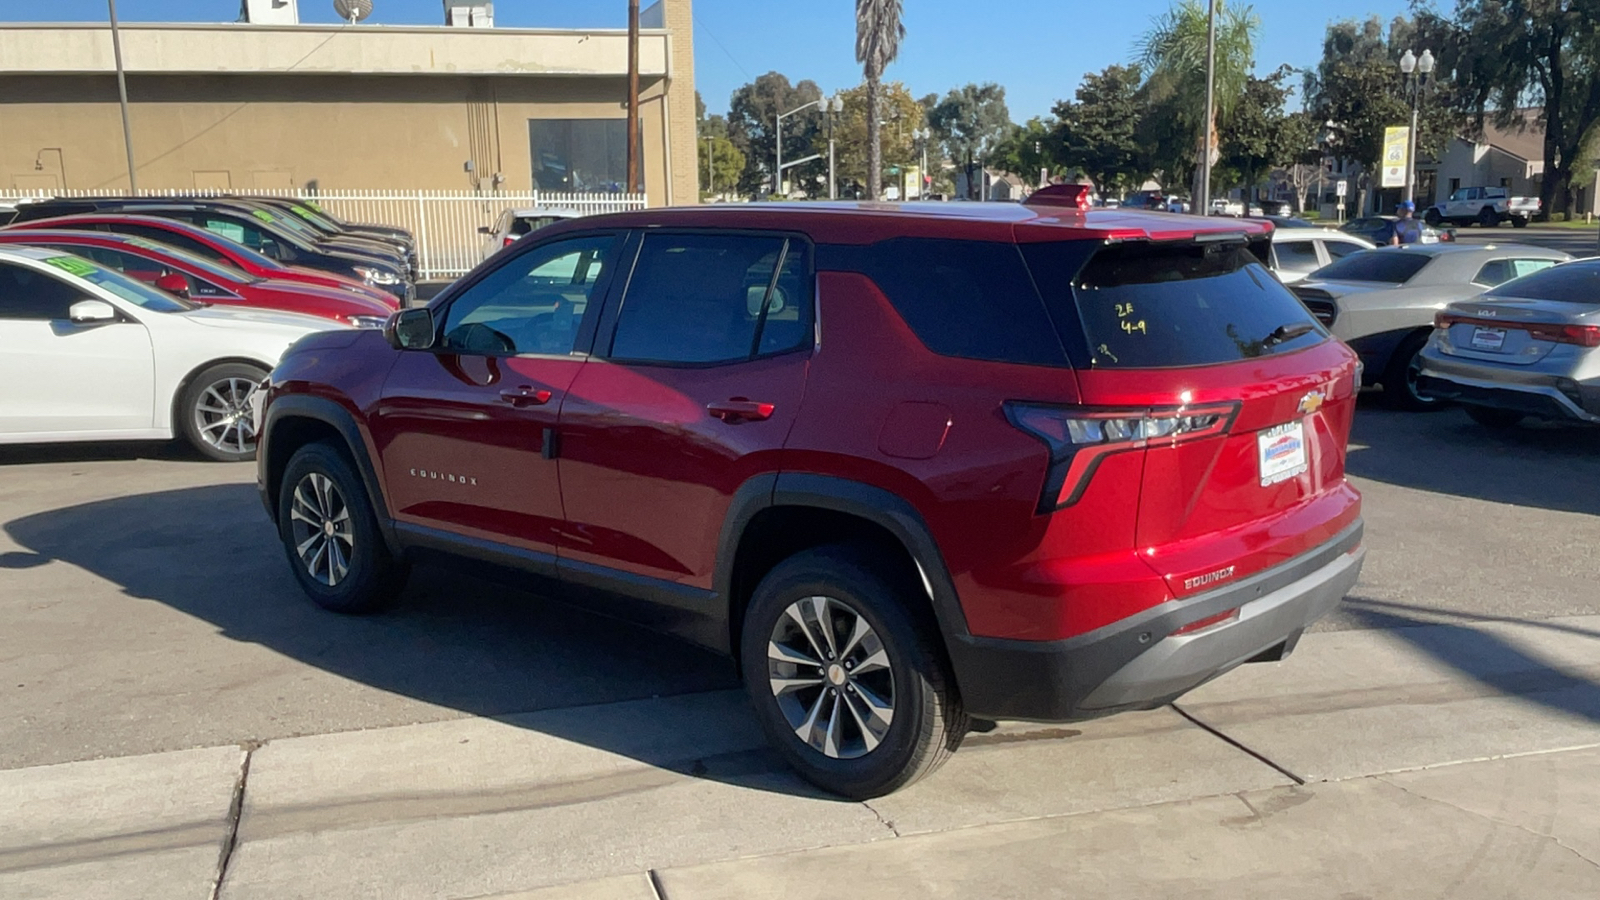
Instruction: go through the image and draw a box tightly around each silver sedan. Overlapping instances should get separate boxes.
[1418,258,1600,428]
[1292,243,1571,409]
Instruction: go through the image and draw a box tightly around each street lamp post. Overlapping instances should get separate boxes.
[1398,48,1435,206]
[827,95,844,200]
[775,98,825,197]
[1197,0,1217,216]
[912,128,929,200]
[704,134,714,199]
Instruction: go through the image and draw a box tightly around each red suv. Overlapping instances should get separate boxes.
[257,192,1365,798]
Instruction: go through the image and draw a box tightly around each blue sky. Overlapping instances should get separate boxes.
[18,1,1416,119]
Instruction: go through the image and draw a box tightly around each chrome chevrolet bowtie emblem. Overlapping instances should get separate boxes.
[1298,390,1326,416]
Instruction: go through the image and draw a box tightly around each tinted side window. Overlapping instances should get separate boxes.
[1473,259,1512,287]
[820,238,1069,367]
[1485,262,1600,304]
[1321,239,1363,260]
[108,224,225,262]
[1311,252,1431,284]
[0,262,83,320]
[441,235,615,356]
[609,233,809,365]
[1272,239,1323,274]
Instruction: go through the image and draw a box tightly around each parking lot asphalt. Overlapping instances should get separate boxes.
[2,395,1599,897]
[1451,223,1600,257]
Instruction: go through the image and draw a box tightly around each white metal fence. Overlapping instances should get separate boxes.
[0,188,647,279]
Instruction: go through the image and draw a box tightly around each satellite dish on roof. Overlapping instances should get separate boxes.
[332,0,373,23]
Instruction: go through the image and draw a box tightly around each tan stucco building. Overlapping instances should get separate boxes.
[0,0,696,206]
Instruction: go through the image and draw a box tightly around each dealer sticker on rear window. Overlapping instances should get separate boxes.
[1258,421,1309,486]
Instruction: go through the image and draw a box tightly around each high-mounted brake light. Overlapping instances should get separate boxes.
[1024,183,1092,211]
[1005,401,1241,513]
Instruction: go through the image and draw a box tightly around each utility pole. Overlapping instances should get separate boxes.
[108,0,138,192]
[626,0,640,195]
[1197,0,1216,216]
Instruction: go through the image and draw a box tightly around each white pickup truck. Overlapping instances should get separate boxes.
[1424,186,1540,228]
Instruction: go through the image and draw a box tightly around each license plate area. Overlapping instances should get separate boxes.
[1258,421,1308,486]
[1470,326,1507,351]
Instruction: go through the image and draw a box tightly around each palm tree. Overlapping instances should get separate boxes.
[856,0,905,200]
[1136,0,1258,200]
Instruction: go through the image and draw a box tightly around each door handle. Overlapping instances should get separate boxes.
[707,398,775,423]
[499,386,553,407]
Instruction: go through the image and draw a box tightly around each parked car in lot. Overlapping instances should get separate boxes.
[257,189,1365,798]
[1267,228,1375,284]
[229,199,417,274]
[1292,243,1570,409]
[9,213,397,305]
[0,246,343,461]
[479,207,585,258]
[1419,259,1600,427]
[245,197,416,257]
[1210,198,1245,216]
[1424,186,1540,228]
[1339,215,1453,245]
[0,229,394,327]
[9,200,412,303]
[261,197,415,245]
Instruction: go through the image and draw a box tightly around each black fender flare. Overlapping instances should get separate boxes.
[259,394,399,555]
[712,472,972,646]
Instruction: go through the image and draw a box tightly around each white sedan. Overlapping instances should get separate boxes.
[0,246,349,461]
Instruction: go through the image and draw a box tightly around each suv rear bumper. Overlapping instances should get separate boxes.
[945,521,1364,722]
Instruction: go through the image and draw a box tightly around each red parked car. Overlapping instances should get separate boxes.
[9,213,396,306]
[0,230,395,327]
[256,189,1365,798]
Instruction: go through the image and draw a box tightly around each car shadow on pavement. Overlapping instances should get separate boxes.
[0,441,194,466]
[1342,597,1600,726]
[1346,401,1600,516]
[1,483,844,800]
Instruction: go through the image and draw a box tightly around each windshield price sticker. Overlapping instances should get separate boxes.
[1258,421,1309,486]
[251,209,276,224]
[44,256,98,278]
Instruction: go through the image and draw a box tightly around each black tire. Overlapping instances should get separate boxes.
[1465,406,1526,429]
[1423,209,1442,227]
[1479,206,1498,228]
[277,441,407,614]
[1511,216,1529,229]
[1383,331,1447,412]
[740,545,967,799]
[179,362,268,462]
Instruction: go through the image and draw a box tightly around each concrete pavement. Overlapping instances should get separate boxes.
[5,613,1598,899]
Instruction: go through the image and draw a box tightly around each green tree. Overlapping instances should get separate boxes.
[1277,109,1326,212]
[925,82,1013,199]
[1219,66,1294,199]
[821,81,924,198]
[991,117,1059,189]
[856,0,907,200]
[1304,16,1466,213]
[1447,0,1600,217]
[727,72,825,197]
[699,135,746,198]
[1136,0,1259,199]
[1052,64,1145,199]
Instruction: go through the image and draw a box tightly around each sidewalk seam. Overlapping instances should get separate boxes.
[1170,703,1306,785]
[1377,775,1600,873]
[209,741,259,900]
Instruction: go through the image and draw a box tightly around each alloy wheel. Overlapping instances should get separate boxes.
[192,377,259,456]
[288,473,354,586]
[767,595,896,759]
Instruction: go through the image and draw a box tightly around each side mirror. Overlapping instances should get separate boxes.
[478,225,494,235]
[385,307,436,350]
[154,272,190,297]
[69,299,117,325]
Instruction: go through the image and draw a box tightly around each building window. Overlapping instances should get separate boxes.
[1449,177,1460,195]
[528,119,637,193]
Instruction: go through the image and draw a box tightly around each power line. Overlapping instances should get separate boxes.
[693,12,753,82]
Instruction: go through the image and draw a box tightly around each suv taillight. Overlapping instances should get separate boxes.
[1005,401,1240,513]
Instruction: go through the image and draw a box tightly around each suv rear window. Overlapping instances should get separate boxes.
[1485,261,1600,304]
[1310,252,1430,284]
[1061,241,1326,369]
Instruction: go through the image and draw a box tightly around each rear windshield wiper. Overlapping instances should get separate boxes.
[1262,321,1317,347]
